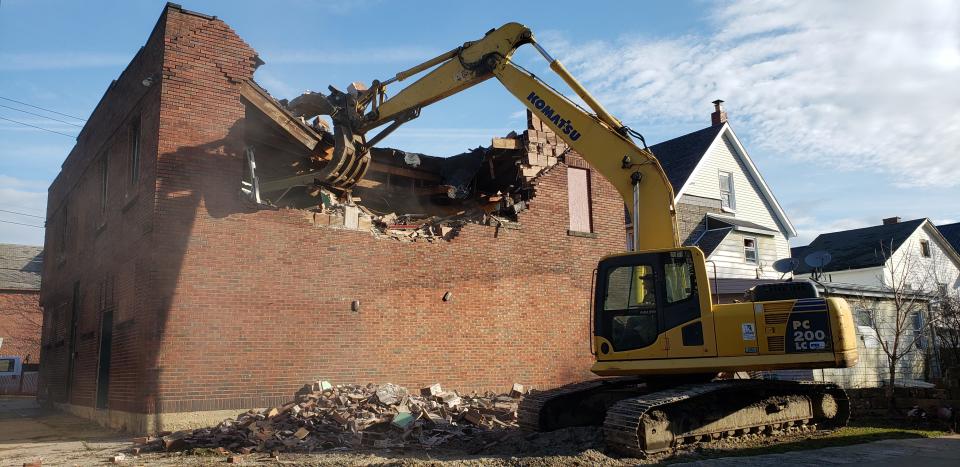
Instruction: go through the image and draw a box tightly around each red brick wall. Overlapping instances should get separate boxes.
[39,5,166,412]
[41,4,629,418]
[0,291,41,363]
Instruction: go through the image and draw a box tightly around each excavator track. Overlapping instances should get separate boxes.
[518,378,648,432]
[602,380,849,457]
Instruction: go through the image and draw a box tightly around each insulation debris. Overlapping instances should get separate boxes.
[140,381,528,454]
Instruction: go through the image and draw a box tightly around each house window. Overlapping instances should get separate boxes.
[912,311,926,350]
[129,117,141,184]
[61,203,69,254]
[743,237,758,264]
[719,171,735,210]
[99,154,109,214]
[567,167,592,233]
[919,240,931,258]
[855,308,872,326]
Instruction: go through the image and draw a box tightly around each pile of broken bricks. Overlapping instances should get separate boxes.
[137,381,528,455]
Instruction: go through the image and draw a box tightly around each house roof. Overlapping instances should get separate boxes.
[0,244,43,291]
[648,124,725,193]
[648,123,797,239]
[791,245,809,262]
[691,227,732,257]
[706,213,779,235]
[793,219,926,274]
[937,222,960,254]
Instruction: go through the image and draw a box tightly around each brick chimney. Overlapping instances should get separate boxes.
[711,99,728,126]
[883,216,901,225]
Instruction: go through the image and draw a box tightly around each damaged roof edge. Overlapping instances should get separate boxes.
[241,91,569,243]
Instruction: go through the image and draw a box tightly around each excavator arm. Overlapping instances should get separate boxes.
[286,22,680,250]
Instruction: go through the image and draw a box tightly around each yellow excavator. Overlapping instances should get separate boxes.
[285,23,859,456]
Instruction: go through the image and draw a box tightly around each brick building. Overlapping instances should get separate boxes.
[38,3,626,432]
[0,243,43,395]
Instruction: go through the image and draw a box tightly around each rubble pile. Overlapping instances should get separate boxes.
[143,381,528,454]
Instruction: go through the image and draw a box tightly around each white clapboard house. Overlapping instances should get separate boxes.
[627,101,797,302]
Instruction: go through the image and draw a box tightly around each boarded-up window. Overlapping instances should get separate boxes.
[719,171,735,210]
[99,154,109,214]
[567,167,592,233]
[129,117,141,184]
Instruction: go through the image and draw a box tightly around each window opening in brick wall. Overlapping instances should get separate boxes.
[129,116,141,184]
[99,154,108,214]
[567,167,593,233]
[60,203,68,255]
[744,237,758,264]
[920,239,931,258]
[719,171,735,211]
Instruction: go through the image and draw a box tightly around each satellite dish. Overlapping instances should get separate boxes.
[804,251,833,269]
[773,258,799,274]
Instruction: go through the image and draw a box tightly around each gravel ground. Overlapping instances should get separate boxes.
[3,397,953,467]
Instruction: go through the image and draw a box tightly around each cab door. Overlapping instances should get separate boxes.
[661,250,717,358]
[594,253,668,360]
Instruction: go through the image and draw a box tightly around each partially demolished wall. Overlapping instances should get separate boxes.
[39,4,628,433]
[241,80,573,244]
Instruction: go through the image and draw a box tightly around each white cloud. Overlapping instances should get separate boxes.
[252,69,300,100]
[550,0,960,187]
[0,52,129,71]
[264,46,436,65]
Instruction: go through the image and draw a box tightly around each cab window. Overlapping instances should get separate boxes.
[603,264,658,350]
[664,251,694,303]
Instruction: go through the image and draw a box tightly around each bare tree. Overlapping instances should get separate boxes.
[856,239,945,390]
[931,291,960,371]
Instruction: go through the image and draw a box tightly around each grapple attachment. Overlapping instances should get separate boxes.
[287,88,371,189]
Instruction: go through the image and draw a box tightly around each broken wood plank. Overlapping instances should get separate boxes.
[368,162,442,182]
[240,82,319,151]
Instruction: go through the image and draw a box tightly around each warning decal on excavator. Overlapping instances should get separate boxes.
[787,298,832,353]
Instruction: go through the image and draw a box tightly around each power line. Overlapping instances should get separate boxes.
[0,103,84,127]
[0,219,44,228]
[0,208,45,219]
[0,204,46,216]
[0,96,86,121]
[0,115,77,139]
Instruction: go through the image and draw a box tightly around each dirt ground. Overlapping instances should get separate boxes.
[2,397,959,466]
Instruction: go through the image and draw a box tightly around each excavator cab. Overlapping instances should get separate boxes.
[595,249,703,357]
[591,246,859,377]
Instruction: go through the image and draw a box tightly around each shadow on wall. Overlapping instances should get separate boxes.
[145,119,254,432]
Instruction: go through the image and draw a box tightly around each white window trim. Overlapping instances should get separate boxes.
[743,236,758,265]
[719,170,736,213]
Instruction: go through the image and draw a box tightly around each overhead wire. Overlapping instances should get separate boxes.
[0,208,45,219]
[0,103,84,127]
[0,115,77,138]
[0,218,44,228]
[0,95,86,121]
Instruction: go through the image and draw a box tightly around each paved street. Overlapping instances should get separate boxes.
[0,397,129,466]
[674,434,960,467]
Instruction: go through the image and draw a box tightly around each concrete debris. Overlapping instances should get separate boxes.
[140,381,527,454]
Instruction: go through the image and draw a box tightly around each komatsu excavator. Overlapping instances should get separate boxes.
[285,23,859,456]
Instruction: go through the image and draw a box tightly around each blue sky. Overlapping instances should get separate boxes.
[1,0,958,247]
